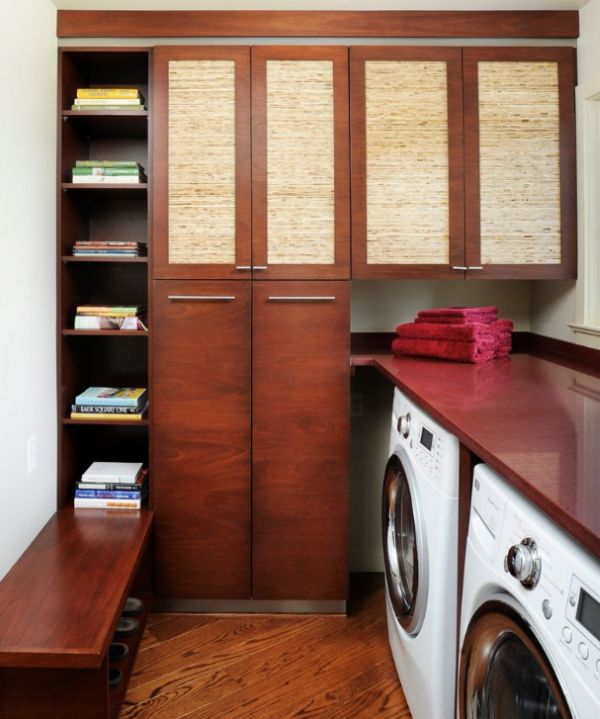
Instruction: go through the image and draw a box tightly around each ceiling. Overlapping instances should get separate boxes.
[51,1,589,11]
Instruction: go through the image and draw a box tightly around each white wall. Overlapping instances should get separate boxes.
[530,0,600,344]
[0,0,57,580]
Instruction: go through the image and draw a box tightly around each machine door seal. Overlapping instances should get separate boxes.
[458,600,573,718]
[382,449,428,635]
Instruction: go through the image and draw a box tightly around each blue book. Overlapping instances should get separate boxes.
[74,387,147,407]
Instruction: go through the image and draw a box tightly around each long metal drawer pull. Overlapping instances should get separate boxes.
[267,296,336,302]
[252,265,268,271]
[235,265,251,271]
[168,295,236,301]
[467,266,484,271]
[451,266,468,271]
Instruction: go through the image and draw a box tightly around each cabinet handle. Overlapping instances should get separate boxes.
[168,295,236,301]
[267,296,336,302]
[467,266,484,271]
[451,266,468,271]
[252,265,268,271]
[235,266,252,271]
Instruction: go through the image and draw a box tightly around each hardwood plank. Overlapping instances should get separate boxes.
[119,575,407,719]
[57,11,579,39]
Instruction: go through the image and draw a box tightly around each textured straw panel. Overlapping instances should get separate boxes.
[365,61,450,265]
[478,61,561,264]
[266,60,335,265]
[168,60,236,264]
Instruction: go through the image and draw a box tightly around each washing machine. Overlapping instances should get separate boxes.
[383,387,460,719]
[458,464,600,718]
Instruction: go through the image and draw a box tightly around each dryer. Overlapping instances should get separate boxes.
[383,387,460,719]
[459,464,600,718]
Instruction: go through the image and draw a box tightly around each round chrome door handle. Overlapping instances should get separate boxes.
[504,537,541,589]
[397,413,411,439]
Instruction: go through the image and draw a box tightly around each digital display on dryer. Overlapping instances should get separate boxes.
[577,589,600,642]
[420,427,434,451]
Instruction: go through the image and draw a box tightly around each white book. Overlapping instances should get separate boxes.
[74,497,143,509]
[71,175,145,184]
[81,461,143,484]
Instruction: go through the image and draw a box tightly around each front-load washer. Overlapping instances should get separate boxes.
[383,387,460,719]
[458,464,600,718]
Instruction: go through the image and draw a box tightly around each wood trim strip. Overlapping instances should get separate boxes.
[57,11,579,39]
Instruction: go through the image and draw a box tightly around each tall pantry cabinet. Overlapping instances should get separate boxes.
[152,47,350,603]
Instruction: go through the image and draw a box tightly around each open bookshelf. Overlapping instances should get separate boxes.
[57,48,151,511]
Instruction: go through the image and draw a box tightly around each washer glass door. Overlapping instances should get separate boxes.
[459,602,572,719]
[382,451,428,634]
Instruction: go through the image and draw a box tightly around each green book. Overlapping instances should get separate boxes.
[75,160,141,168]
[72,167,144,176]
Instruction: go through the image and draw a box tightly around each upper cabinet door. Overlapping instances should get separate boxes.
[153,47,251,279]
[251,47,350,279]
[350,47,465,279]
[463,47,576,279]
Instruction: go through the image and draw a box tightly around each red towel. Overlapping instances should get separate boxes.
[391,336,497,364]
[414,315,496,325]
[416,305,498,320]
[395,321,495,342]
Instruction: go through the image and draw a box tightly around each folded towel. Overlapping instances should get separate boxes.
[395,321,495,343]
[416,305,498,320]
[414,315,496,325]
[391,337,497,364]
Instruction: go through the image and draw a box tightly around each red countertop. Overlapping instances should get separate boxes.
[353,350,600,559]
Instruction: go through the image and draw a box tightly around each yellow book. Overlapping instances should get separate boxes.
[76,88,141,99]
[70,412,146,421]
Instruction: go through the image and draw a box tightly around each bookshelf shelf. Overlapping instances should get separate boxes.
[62,111,149,139]
[62,182,148,191]
[63,418,150,427]
[62,256,148,264]
[62,330,149,337]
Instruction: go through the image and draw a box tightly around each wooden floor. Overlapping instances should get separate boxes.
[120,574,411,719]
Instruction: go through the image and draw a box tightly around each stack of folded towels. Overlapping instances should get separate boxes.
[391,306,513,364]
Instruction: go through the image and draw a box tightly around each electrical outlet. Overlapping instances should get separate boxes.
[27,435,37,474]
[351,394,364,417]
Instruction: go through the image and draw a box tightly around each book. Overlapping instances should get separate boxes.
[74,316,147,331]
[75,305,143,316]
[70,105,147,111]
[74,387,147,407]
[76,88,143,100]
[75,160,142,168]
[70,411,147,421]
[76,470,148,491]
[75,489,146,500]
[73,98,143,106]
[82,461,143,483]
[72,167,145,177]
[71,401,147,414]
[74,497,144,509]
[71,175,146,184]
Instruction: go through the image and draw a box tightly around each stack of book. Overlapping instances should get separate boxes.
[74,461,148,509]
[71,160,147,185]
[72,240,146,258]
[74,305,147,331]
[71,387,148,421]
[71,87,146,111]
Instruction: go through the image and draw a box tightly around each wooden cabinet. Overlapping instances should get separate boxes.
[252,282,350,600]
[463,47,576,279]
[350,46,576,279]
[351,47,465,279]
[152,281,251,599]
[153,46,349,280]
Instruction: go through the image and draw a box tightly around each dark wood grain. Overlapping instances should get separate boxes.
[251,46,350,280]
[120,574,409,719]
[151,280,251,599]
[0,508,153,669]
[350,46,465,280]
[152,47,251,280]
[463,47,577,279]
[252,281,350,600]
[57,10,579,39]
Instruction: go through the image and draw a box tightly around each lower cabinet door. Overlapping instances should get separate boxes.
[152,280,251,599]
[252,281,350,600]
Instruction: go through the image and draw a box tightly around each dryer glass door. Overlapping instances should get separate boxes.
[382,452,428,635]
[459,602,572,719]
